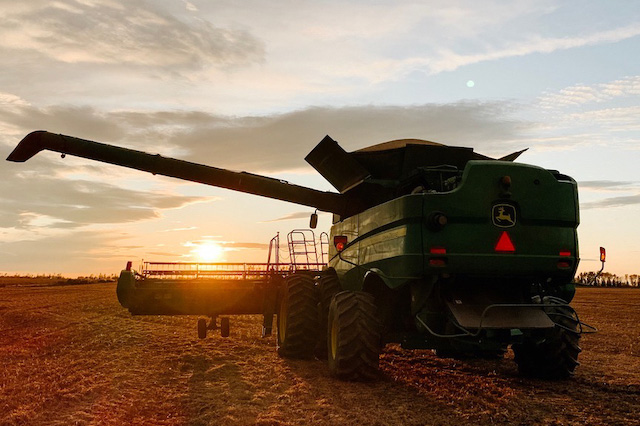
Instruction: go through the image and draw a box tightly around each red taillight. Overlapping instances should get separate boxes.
[429,258,446,267]
[334,235,348,252]
[557,261,571,269]
[126,261,132,271]
[559,251,571,257]
[495,231,515,253]
[430,247,446,254]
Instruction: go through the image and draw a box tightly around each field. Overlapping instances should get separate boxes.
[1,281,639,425]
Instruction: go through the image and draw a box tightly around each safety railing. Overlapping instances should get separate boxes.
[141,261,326,280]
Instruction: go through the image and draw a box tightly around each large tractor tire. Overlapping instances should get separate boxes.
[327,291,381,381]
[277,274,318,359]
[513,296,581,379]
[314,271,342,359]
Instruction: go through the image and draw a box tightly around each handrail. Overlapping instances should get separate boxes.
[141,261,326,279]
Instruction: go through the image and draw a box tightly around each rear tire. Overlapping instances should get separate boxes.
[327,291,381,381]
[314,272,341,359]
[513,297,581,379]
[277,274,318,359]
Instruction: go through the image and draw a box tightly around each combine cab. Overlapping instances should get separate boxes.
[7,131,595,380]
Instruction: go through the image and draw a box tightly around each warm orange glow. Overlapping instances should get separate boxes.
[193,242,224,262]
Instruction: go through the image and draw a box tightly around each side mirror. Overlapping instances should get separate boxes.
[309,212,318,229]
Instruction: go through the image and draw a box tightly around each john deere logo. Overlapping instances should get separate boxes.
[492,204,516,228]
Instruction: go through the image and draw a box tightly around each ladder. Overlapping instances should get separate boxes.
[287,229,327,271]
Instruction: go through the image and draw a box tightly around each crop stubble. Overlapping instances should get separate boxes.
[1,283,638,425]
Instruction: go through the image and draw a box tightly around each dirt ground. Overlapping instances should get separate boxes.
[1,282,638,426]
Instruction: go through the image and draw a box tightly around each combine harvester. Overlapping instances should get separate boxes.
[8,131,598,380]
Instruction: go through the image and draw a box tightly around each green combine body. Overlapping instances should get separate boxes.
[331,160,578,290]
[8,131,586,380]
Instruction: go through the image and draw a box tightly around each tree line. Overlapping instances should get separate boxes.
[575,272,640,287]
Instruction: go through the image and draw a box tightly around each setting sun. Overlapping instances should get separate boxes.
[192,242,224,262]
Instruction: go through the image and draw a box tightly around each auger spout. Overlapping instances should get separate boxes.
[7,131,349,215]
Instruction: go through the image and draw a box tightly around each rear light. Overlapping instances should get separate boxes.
[430,247,446,254]
[334,235,348,252]
[559,251,571,257]
[429,258,446,267]
[557,261,571,269]
[495,231,515,253]
[428,212,448,231]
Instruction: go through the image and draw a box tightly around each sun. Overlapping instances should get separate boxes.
[193,242,224,262]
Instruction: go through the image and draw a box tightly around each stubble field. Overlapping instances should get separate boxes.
[1,281,638,425]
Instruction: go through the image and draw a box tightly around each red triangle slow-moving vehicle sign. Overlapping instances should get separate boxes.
[495,231,515,252]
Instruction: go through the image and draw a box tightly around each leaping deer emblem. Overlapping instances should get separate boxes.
[495,206,515,226]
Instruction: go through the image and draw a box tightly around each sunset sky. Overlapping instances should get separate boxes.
[1,0,639,276]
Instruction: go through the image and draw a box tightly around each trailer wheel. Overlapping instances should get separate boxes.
[197,318,207,339]
[314,272,341,359]
[277,274,318,359]
[221,317,230,338]
[513,297,581,379]
[328,291,381,381]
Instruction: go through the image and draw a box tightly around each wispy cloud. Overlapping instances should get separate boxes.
[0,164,214,230]
[0,0,264,69]
[538,76,640,109]
[426,25,640,75]
[222,242,270,250]
[0,230,134,274]
[182,239,269,251]
[160,226,198,233]
[581,194,640,209]
[579,181,637,191]
[262,212,314,222]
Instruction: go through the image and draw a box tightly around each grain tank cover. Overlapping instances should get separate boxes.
[306,137,527,190]
[352,139,493,181]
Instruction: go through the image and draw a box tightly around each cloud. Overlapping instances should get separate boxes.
[222,242,270,250]
[146,251,183,257]
[0,229,133,274]
[0,0,264,69]
[538,76,640,109]
[160,226,198,232]
[0,164,213,229]
[262,212,314,222]
[579,181,637,190]
[165,102,531,172]
[425,25,640,75]
[581,194,640,209]
[563,107,640,133]
[2,100,532,174]
[182,239,269,250]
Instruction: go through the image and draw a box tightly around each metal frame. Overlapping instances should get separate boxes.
[415,299,597,339]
